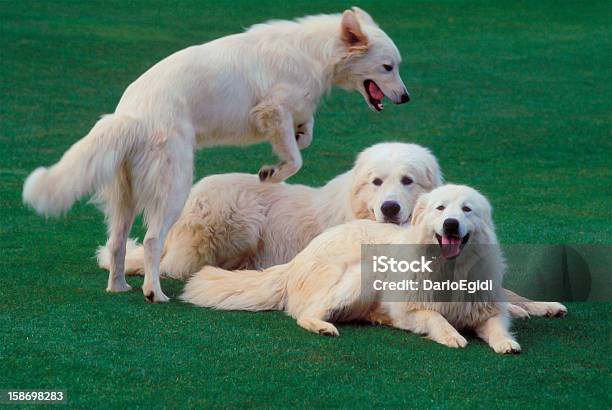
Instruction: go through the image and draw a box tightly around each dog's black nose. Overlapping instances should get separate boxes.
[381,201,401,218]
[400,92,410,104]
[443,218,460,234]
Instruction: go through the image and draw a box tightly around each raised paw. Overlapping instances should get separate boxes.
[258,163,288,183]
[295,123,313,150]
[490,338,521,354]
[258,165,277,182]
[295,119,314,150]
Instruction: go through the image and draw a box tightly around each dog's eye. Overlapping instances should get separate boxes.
[401,176,413,186]
[462,206,472,212]
[372,178,383,186]
[436,205,445,211]
[383,64,393,72]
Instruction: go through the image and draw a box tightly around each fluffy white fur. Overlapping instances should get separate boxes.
[98,142,567,318]
[182,185,523,353]
[22,8,409,302]
[97,142,440,277]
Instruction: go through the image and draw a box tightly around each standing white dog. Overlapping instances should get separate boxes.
[22,8,410,302]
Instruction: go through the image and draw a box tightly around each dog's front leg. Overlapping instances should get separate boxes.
[251,103,302,182]
[475,312,521,354]
[295,116,314,150]
[384,304,468,348]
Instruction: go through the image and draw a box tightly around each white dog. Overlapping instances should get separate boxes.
[182,185,522,354]
[22,8,409,302]
[98,142,566,318]
[98,142,439,276]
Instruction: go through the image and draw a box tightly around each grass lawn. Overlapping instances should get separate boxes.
[1,0,610,407]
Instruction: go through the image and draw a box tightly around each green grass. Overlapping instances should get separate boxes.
[1,0,610,408]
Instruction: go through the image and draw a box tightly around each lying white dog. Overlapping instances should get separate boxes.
[182,185,522,353]
[98,142,567,318]
[22,8,409,302]
[98,142,439,276]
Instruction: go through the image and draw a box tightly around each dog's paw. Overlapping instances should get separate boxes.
[295,120,313,150]
[295,125,312,150]
[523,302,567,318]
[258,165,277,182]
[508,303,530,320]
[106,278,132,293]
[490,338,521,354]
[543,302,567,318]
[297,317,339,337]
[142,284,170,303]
[144,291,170,303]
[258,165,285,183]
[318,323,339,337]
[432,328,468,348]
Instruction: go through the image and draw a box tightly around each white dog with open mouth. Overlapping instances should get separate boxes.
[99,142,567,318]
[182,185,522,354]
[22,7,409,302]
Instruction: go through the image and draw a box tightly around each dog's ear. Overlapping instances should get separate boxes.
[349,171,372,219]
[341,10,369,51]
[411,193,429,226]
[425,156,443,189]
[351,7,376,26]
[480,198,494,227]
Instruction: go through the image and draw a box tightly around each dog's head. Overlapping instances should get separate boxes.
[334,7,410,111]
[351,142,442,225]
[410,185,497,259]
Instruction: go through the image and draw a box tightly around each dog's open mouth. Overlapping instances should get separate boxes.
[435,233,470,259]
[364,80,385,111]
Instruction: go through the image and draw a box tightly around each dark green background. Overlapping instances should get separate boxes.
[1,1,609,408]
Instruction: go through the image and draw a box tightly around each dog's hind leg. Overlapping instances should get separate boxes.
[103,166,137,292]
[106,204,136,292]
[503,288,567,318]
[141,140,193,303]
[293,262,366,337]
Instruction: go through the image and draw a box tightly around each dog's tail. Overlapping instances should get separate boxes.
[181,264,289,311]
[96,238,145,275]
[23,114,144,217]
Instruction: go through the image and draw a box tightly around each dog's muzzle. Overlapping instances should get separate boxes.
[398,91,410,104]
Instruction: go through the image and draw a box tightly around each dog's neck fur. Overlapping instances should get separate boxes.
[312,170,357,229]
